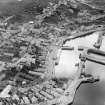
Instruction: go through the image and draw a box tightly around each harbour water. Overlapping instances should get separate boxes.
[55,31,105,105]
